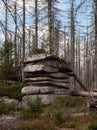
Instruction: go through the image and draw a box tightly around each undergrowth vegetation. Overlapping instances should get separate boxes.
[0,99,16,115]
[0,80,24,99]
[14,96,97,130]
[20,97,43,119]
[86,123,97,130]
[0,92,97,130]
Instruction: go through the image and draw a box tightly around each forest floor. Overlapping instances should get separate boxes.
[0,96,97,130]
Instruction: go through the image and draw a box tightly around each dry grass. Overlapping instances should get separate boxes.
[1,96,97,130]
[15,119,58,130]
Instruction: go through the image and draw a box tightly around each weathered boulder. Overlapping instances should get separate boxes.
[26,81,69,88]
[22,94,56,107]
[24,64,59,73]
[24,53,51,63]
[0,96,18,108]
[22,86,69,95]
[22,86,54,95]
[24,72,69,79]
[38,60,71,71]
[21,54,72,105]
[0,115,16,129]
[25,53,72,71]
[24,77,69,83]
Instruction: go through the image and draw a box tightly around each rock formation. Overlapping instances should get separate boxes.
[21,54,73,106]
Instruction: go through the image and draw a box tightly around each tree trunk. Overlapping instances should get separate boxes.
[5,0,8,41]
[34,0,38,49]
[64,26,66,59]
[48,0,53,54]
[14,1,18,67]
[54,21,60,57]
[94,0,97,89]
[70,0,75,70]
[22,0,26,82]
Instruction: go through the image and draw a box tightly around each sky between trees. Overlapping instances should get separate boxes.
[0,0,96,91]
[0,0,93,44]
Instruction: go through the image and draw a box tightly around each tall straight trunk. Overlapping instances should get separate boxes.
[86,27,89,90]
[94,0,97,89]
[23,0,25,60]
[5,0,8,41]
[14,1,17,67]
[54,21,60,57]
[78,37,81,78]
[4,0,10,64]
[52,7,55,54]
[22,0,25,81]
[64,27,66,59]
[48,0,53,54]
[90,34,94,90]
[67,39,70,62]
[83,37,86,86]
[18,37,22,64]
[70,0,75,70]
[28,29,31,55]
[34,0,38,49]
[75,38,78,75]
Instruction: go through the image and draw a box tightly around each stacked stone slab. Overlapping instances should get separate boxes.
[21,54,72,105]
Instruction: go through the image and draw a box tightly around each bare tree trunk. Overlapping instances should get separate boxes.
[28,28,31,55]
[34,0,38,49]
[94,0,97,89]
[48,0,53,54]
[78,36,81,78]
[18,37,22,65]
[54,21,60,57]
[75,38,78,75]
[5,0,8,41]
[74,37,80,91]
[67,39,70,62]
[86,30,89,90]
[70,0,76,91]
[23,0,25,60]
[14,1,17,67]
[22,0,25,82]
[70,0,75,70]
[83,37,86,86]
[64,26,66,59]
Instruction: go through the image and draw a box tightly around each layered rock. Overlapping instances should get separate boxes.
[22,54,72,106]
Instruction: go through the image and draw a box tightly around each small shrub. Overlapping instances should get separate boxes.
[0,100,8,115]
[53,96,85,107]
[64,120,76,128]
[0,81,24,99]
[21,97,43,120]
[28,97,43,116]
[21,109,34,120]
[53,110,63,125]
[64,97,86,108]
[0,99,17,115]
[86,123,97,130]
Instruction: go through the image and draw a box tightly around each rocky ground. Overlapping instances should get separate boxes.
[0,115,76,130]
[0,115,16,129]
[0,96,95,130]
